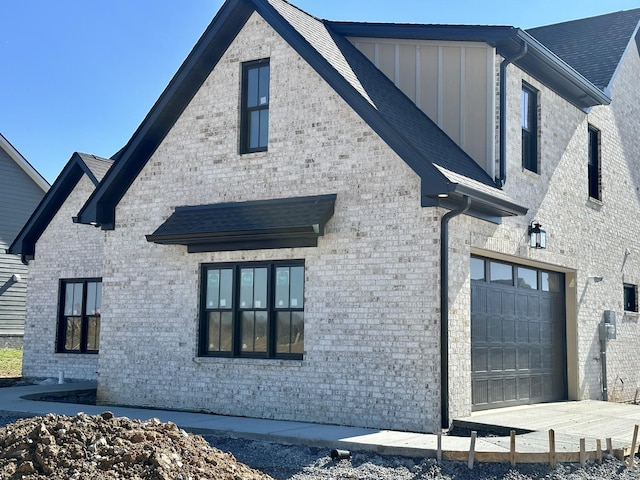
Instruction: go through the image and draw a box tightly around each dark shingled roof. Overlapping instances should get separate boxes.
[76,0,528,229]
[9,153,114,261]
[146,194,336,252]
[528,9,640,91]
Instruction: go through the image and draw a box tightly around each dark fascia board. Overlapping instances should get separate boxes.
[8,153,93,261]
[327,21,517,43]
[423,180,528,222]
[75,0,254,229]
[330,21,610,110]
[507,29,611,109]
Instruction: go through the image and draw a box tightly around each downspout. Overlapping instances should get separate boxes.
[497,41,528,187]
[440,195,471,429]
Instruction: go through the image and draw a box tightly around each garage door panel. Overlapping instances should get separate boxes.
[490,348,503,371]
[471,285,487,313]
[504,378,517,401]
[503,319,515,342]
[473,379,488,405]
[488,317,502,342]
[518,377,530,399]
[471,257,567,410]
[504,347,516,370]
[472,347,488,372]
[471,314,486,341]
[529,322,540,343]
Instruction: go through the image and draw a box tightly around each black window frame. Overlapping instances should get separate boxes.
[240,58,270,154]
[199,260,304,360]
[522,83,539,173]
[588,125,601,200]
[624,283,638,312]
[56,278,102,354]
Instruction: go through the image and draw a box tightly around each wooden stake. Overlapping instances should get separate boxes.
[437,433,442,462]
[510,430,516,467]
[596,439,602,464]
[548,429,556,469]
[607,437,613,454]
[628,425,639,469]
[580,438,586,466]
[468,431,477,470]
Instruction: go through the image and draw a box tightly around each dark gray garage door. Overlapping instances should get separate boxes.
[471,257,566,410]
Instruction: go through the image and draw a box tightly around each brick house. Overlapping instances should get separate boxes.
[10,0,640,433]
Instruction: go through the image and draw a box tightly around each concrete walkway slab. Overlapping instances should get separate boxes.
[1,382,639,462]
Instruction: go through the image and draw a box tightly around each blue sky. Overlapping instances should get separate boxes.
[2,0,639,183]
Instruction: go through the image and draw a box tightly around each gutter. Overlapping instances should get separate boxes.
[440,195,471,429]
[497,41,527,187]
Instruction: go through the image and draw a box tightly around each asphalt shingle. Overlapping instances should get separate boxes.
[528,9,640,91]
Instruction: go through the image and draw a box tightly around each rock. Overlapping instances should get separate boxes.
[0,413,274,479]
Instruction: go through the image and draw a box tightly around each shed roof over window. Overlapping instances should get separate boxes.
[146,194,337,252]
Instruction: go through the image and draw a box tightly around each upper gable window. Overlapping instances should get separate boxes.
[521,83,539,173]
[240,59,270,154]
[588,125,601,200]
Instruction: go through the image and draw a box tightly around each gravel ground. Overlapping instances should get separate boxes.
[2,413,640,479]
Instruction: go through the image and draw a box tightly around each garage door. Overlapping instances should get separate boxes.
[470,257,566,410]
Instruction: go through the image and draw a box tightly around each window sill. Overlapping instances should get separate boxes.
[521,167,540,178]
[192,356,303,367]
[587,197,603,210]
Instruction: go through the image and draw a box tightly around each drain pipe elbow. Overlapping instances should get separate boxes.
[498,41,528,187]
[440,195,471,429]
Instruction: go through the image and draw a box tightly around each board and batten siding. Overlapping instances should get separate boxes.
[350,38,496,176]
[0,147,47,336]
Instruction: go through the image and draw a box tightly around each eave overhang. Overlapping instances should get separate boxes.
[8,153,109,262]
[422,180,528,223]
[146,194,337,253]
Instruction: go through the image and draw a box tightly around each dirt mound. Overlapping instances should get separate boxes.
[0,412,274,480]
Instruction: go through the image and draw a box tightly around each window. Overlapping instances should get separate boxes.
[57,279,102,353]
[624,284,638,312]
[473,257,562,293]
[490,261,513,285]
[200,261,304,359]
[240,59,270,153]
[522,83,538,173]
[588,125,601,200]
[470,257,485,281]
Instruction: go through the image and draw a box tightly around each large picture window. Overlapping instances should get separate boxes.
[57,279,102,353]
[200,261,304,359]
[240,59,270,153]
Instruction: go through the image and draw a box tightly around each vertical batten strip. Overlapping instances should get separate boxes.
[460,47,466,149]
[437,46,443,126]
[415,45,421,109]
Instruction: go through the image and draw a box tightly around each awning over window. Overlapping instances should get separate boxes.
[146,194,337,252]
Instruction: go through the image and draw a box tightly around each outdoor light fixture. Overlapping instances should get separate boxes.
[528,221,546,249]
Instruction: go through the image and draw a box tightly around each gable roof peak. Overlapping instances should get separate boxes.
[527,8,640,92]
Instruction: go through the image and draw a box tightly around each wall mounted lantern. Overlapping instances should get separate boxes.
[528,221,546,249]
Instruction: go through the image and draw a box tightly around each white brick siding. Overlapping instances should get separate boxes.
[97,13,443,433]
[23,175,103,381]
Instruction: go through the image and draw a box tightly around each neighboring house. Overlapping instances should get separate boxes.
[10,0,640,433]
[0,134,49,348]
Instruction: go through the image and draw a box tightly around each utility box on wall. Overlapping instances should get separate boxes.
[599,310,617,340]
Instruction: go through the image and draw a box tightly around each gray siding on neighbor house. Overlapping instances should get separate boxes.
[0,147,47,336]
